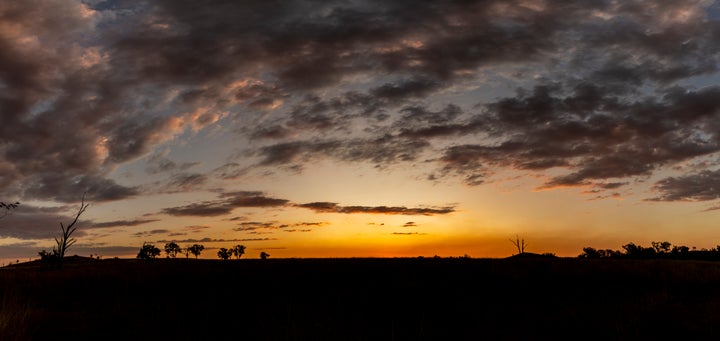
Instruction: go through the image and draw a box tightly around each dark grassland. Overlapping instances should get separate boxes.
[2,257,720,340]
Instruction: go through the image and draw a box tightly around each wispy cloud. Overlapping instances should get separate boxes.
[296,202,455,216]
[90,219,159,228]
[156,237,276,243]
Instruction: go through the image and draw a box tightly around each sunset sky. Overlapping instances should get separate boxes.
[3,0,720,262]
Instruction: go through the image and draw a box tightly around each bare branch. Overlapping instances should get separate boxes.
[509,235,527,255]
[52,193,90,263]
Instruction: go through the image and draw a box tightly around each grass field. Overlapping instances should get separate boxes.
[2,257,720,340]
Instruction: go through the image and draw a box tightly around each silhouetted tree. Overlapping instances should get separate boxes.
[580,247,623,258]
[164,242,182,258]
[188,244,204,259]
[509,235,527,254]
[0,201,19,219]
[217,247,232,260]
[622,242,656,258]
[231,244,246,259]
[579,247,601,258]
[53,195,89,263]
[671,245,689,254]
[652,241,672,253]
[137,243,161,260]
[260,251,270,260]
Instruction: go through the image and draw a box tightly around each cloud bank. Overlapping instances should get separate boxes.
[1,0,720,208]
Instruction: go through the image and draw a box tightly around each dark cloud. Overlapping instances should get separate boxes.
[132,229,170,237]
[294,222,329,227]
[185,225,210,232]
[233,221,279,231]
[256,136,430,167]
[0,204,94,240]
[402,222,418,227]
[0,204,155,240]
[166,173,208,192]
[211,163,248,180]
[21,173,139,203]
[90,219,159,228]
[370,78,443,102]
[162,191,289,217]
[156,237,276,243]
[296,202,455,216]
[391,232,427,235]
[145,151,201,175]
[161,201,234,217]
[2,0,720,207]
[220,191,290,207]
[651,170,720,202]
[436,84,720,188]
[224,216,249,222]
[233,221,327,232]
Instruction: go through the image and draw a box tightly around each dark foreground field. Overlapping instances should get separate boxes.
[2,257,720,340]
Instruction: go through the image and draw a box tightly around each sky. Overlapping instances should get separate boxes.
[4,0,720,262]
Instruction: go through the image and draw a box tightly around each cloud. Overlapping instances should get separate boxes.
[0,204,100,240]
[294,222,329,227]
[233,220,328,232]
[161,191,289,217]
[90,219,159,228]
[224,216,249,222]
[21,174,139,203]
[402,222,418,227]
[162,190,451,218]
[434,84,720,189]
[296,202,455,215]
[651,170,720,201]
[132,229,170,237]
[233,221,279,231]
[253,134,431,171]
[391,232,427,235]
[184,225,210,232]
[156,237,276,243]
[2,0,720,207]
[166,173,208,191]
[145,150,201,175]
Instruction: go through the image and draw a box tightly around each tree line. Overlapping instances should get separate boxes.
[580,241,720,260]
[137,242,269,260]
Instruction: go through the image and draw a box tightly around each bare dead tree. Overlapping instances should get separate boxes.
[54,194,89,261]
[509,235,527,255]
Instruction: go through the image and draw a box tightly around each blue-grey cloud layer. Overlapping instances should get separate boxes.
[1,0,719,207]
